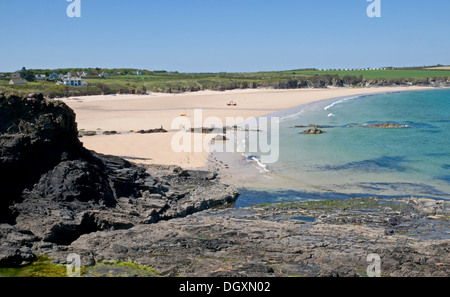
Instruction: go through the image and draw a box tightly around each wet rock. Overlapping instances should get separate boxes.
[301,127,326,134]
[78,130,97,137]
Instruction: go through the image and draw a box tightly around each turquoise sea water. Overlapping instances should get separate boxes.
[228,89,450,208]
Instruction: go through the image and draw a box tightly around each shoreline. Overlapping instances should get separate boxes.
[206,86,450,207]
[60,86,435,170]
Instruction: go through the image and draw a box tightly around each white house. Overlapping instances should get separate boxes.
[132,71,142,76]
[99,72,110,77]
[61,77,88,87]
[35,74,46,81]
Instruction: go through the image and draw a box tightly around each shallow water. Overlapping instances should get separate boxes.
[214,88,450,208]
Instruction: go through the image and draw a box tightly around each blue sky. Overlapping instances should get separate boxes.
[1,0,449,72]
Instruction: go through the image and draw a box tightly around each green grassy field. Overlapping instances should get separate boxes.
[65,68,450,90]
[283,69,450,79]
[1,67,449,98]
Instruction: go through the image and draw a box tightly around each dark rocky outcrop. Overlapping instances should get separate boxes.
[0,93,83,223]
[301,127,326,134]
[33,197,449,277]
[0,93,239,265]
[293,123,408,135]
[136,127,167,134]
[78,130,97,137]
[190,127,227,134]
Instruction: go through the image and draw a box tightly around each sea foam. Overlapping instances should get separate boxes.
[323,96,360,111]
[243,153,270,173]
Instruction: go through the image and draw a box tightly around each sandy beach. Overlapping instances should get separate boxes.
[60,86,432,169]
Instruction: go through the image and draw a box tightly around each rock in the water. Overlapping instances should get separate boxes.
[301,127,326,134]
[136,127,167,134]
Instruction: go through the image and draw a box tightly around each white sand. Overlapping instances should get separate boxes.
[60,86,432,169]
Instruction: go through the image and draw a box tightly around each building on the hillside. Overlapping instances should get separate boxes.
[0,73,5,78]
[99,72,110,77]
[35,74,46,81]
[62,77,88,87]
[49,73,60,80]
[11,73,21,79]
[132,71,142,75]
[9,78,28,85]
